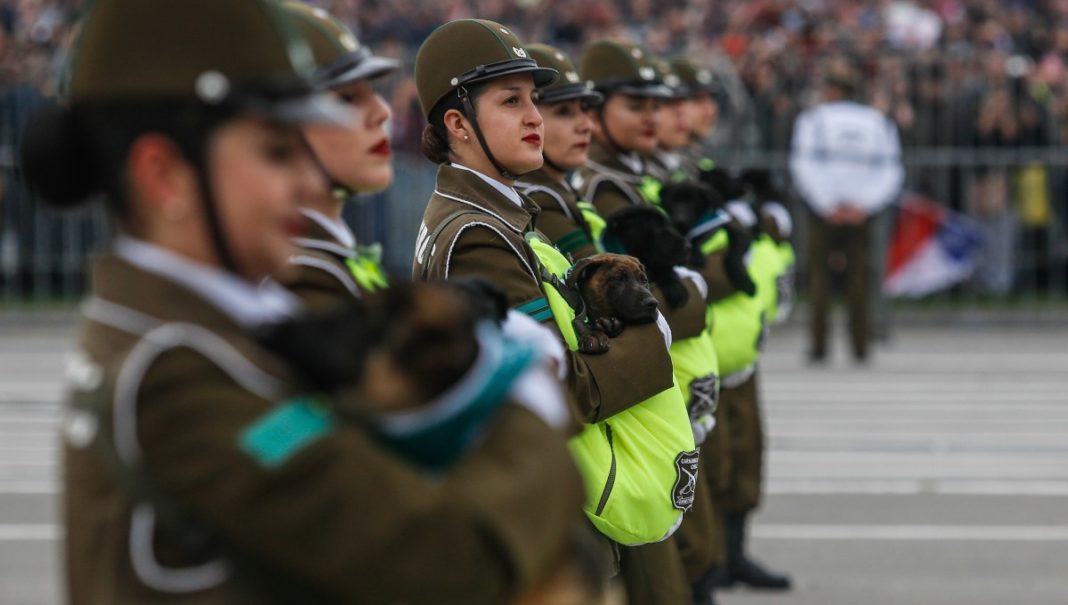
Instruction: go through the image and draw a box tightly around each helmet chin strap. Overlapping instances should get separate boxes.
[595,104,630,160]
[300,133,353,203]
[541,150,566,174]
[458,86,518,181]
[189,154,241,276]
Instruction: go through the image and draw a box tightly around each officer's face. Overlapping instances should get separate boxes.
[595,94,660,153]
[685,94,718,139]
[209,118,327,279]
[304,80,393,193]
[540,98,593,171]
[656,98,691,150]
[471,74,545,177]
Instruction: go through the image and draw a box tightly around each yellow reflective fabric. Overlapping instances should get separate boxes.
[345,245,389,293]
[700,228,763,376]
[750,235,783,321]
[525,232,695,545]
[576,201,607,252]
[639,175,663,205]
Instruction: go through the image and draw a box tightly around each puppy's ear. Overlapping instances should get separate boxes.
[567,256,608,289]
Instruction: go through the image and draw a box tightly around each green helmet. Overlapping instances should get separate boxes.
[68,0,345,124]
[281,2,398,90]
[670,57,723,97]
[580,40,673,98]
[654,58,688,99]
[525,44,603,106]
[414,19,557,119]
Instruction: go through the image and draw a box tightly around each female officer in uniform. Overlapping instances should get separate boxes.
[21,1,584,602]
[278,2,397,306]
[411,19,676,439]
[514,44,604,261]
[575,43,723,605]
[412,20,695,605]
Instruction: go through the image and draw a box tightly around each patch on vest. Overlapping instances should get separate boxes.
[688,373,719,419]
[672,449,701,511]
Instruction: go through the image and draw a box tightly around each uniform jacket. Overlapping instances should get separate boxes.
[516,169,599,261]
[280,209,367,310]
[574,140,648,220]
[413,163,674,423]
[64,250,584,604]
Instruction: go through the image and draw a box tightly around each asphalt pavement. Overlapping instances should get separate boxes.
[1,312,1067,604]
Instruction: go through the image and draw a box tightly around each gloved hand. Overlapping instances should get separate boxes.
[723,222,757,297]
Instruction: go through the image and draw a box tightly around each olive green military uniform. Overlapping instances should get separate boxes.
[280,210,389,309]
[66,251,586,604]
[56,2,588,602]
[413,164,674,423]
[517,169,600,261]
[574,39,712,605]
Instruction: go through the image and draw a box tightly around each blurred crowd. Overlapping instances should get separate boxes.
[2,0,1067,295]
[9,0,1068,154]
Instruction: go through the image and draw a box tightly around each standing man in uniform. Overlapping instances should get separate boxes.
[789,64,904,363]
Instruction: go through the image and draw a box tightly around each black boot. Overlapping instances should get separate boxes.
[691,565,719,605]
[718,513,792,590]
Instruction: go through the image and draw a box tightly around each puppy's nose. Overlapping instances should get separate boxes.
[642,297,659,312]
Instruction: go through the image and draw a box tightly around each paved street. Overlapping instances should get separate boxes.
[1,312,1067,604]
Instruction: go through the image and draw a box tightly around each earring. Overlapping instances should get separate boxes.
[463,133,470,141]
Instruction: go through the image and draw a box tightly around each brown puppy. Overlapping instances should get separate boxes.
[258,281,484,411]
[565,253,660,354]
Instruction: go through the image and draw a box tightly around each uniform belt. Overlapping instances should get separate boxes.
[721,363,755,389]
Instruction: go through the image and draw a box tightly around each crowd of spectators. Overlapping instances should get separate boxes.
[2,0,1067,294]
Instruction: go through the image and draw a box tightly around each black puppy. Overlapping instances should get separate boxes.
[659,181,757,297]
[602,205,692,310]
[659,180,724,268]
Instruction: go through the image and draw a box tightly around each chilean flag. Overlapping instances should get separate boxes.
[884,193,983,297]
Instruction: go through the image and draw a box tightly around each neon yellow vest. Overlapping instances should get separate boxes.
[750,235,784,322]
[576,201,607,252]
[345,244,389,293]
[701,230,764,376]
[525,233,696,545]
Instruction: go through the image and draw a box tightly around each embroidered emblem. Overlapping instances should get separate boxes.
[672,450,701,511]
[513,47,527,58]
[688,373,719,418]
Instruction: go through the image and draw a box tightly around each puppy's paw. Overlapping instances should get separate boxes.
[578,331,611,355]
[594,316,624,337]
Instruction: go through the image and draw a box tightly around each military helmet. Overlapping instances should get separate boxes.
[281,2,398,90]
[670,57,722,97]
[580,40,672,98]
[654,58,688,99]
[414,19,558,118]
[526,44,603,106]
[68,0,346,124]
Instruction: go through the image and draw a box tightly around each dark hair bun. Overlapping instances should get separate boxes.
[19,105,101,208]
[420,123,451,164]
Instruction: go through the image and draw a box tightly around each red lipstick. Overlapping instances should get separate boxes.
[370,138,391,156]
[523,134,542,146]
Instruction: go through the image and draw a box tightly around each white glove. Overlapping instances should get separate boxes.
[674,265,708,300]
[502,309,568,380]
[691,413,716,445]
[654,309,673,350]
[508,363,571,431]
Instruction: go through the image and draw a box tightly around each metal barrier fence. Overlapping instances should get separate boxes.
[2,132,1066,307]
